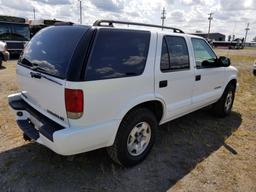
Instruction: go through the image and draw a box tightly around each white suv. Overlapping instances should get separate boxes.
[8,20,238,166]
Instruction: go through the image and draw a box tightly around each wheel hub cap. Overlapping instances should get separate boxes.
[225,91,233,111]
[127,122,151,156]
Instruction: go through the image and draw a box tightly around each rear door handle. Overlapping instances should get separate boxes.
[195,75,201,81]
[159,80,168,88]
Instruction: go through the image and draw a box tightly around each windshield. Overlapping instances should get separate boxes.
[0,22,30,41]
[13,24,30,41]
[0,23,12,40]
[19,25,88,79]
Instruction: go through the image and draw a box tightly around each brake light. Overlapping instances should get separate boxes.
[65,88,83,119]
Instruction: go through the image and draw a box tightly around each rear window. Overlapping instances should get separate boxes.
[19,26,88,79]
[85,28,150,81]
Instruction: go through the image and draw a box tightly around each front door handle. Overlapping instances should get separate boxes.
[195,75,201,81]
[159,80,168,88]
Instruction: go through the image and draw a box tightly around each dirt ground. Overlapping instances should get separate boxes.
[0,49,255,192]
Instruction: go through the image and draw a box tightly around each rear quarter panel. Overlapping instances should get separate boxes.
[66,32,158,128]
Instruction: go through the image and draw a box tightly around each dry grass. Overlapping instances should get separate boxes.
[0,49,256,192]
[170,48,256,192]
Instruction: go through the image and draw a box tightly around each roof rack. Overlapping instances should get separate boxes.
[93,20,184,33]
[54,22,73,26]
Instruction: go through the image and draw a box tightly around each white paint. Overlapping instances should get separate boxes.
[9,28,238,156]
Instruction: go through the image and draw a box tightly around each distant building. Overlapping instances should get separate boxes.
[244,42,256,47]
[192,33,226,41]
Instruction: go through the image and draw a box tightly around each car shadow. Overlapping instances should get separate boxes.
[0,109,242,192]
[9,54,20,60]
[0,65,6,70]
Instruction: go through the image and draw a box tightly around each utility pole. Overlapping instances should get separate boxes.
[207,12,213,39]
[78,0,82,24]
[33,7,36,20]
[161,7,166,30]
[244,23,250,44]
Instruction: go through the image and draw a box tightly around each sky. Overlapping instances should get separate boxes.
[0,0,255,41]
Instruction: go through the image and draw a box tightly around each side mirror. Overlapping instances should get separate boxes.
[219,56,231,67]
[201,60,215,67]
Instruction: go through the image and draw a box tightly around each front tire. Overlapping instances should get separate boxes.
[212,83,236,117]
[107,108,157,166]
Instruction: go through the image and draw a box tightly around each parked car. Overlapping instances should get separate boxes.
[0,40,9,67]
[8,20,238,166]
[0,15,30,56]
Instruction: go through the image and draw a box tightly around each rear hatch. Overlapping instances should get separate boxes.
[17,25,89,127]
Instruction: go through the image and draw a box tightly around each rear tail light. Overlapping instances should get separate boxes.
[65,88,84,119]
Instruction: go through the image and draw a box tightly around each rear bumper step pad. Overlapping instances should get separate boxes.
[9,97,65,142]
[17,120,39,140]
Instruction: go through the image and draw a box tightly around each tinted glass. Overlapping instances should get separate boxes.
[12,24,30,41]
[160,38,170,71]
[160,36,189,71]
[191,38,217,68]
[85,29,150,81]
[19,26,88,79]
[0,23,12,40]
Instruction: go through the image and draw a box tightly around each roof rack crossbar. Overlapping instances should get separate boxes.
[93,20,184,33]
[54,21,74,26]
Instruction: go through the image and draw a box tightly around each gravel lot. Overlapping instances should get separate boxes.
[0,49,255,192]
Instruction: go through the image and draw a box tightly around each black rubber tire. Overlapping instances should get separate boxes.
[107,108,157,167]
[253,70,256,76]
[0,56,2,67]
[212,83,236,117]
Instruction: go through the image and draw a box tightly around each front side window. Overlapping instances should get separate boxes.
[191,38,217,68]
[85,29,150,81]
[160,36,190,72]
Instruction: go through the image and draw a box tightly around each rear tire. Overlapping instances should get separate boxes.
[212,83,236,117]
[0,56,2,67]
[107,108,157,166]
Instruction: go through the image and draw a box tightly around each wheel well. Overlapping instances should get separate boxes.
[125,101,164,123]
[228,79,237,89]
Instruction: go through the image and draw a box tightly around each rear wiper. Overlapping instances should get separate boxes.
[31,66,48,73]
[20,58,33,67]
[30,70,62,85]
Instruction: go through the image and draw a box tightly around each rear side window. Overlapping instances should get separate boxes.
[19,26,88,79]
[160,36,189,72]
[85,29,150,81]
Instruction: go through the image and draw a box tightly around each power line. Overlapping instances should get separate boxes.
[33,7,36,20]
[78,0,82,24]
[207,12,213,39]
[161,7,166,30]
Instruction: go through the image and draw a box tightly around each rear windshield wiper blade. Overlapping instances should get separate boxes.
[30,66,48,73]
[30,69,62,85]
[20,58,33,67]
